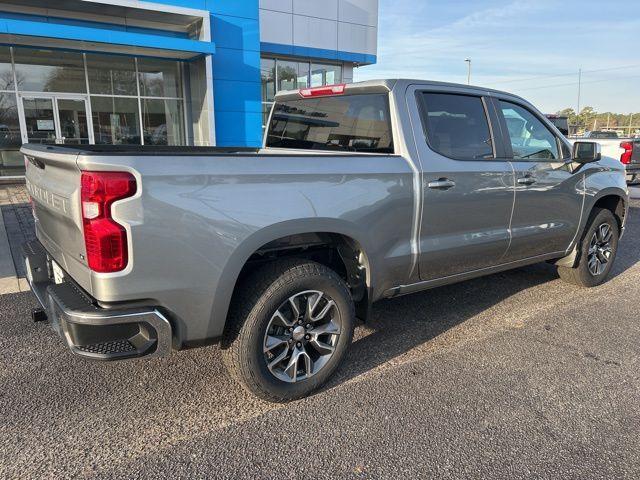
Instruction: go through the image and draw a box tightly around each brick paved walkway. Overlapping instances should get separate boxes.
[0,185,35,278]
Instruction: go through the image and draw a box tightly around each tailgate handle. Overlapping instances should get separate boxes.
[25,155,45,170]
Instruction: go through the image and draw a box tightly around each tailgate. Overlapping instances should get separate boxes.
[22,144,91,288]
[632,140,640,164]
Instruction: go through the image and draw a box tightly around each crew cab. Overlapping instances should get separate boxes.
[22,80,628,402]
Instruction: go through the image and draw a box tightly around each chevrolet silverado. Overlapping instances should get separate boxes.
[22,80,628,402]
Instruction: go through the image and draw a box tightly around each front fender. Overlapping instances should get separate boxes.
[556,161,628,267]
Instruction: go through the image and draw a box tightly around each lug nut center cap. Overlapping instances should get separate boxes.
[292,326,306,342]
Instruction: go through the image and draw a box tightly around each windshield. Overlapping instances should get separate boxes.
[266,93,394,153]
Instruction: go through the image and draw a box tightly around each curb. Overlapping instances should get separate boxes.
[0,206,27,295]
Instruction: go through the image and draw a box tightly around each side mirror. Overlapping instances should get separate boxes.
[572,141,602,163]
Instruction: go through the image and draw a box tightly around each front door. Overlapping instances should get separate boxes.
[409,88,515,281]
[493,97,583,261]
[21,95,92,145]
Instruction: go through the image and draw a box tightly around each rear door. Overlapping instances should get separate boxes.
[492,97,583,261]
[408,87,515,281]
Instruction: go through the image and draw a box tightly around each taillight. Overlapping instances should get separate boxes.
[621,141,633,165]
[81,171,136,273]
[299,84,346,98]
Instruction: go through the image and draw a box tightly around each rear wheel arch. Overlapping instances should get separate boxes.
[230,231,372,321]
[209,225,373,345]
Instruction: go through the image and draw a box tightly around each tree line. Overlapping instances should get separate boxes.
[556,107,640,134]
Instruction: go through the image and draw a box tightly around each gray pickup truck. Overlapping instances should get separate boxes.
[22,79,628,402]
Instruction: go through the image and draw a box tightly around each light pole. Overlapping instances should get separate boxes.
[465,58,472,85]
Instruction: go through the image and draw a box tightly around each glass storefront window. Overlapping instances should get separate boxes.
[22,98,57,144]
[86,54,137,96]
[311,64,342,87]
[0,47,190,176]
[0,93,23,176]
[0,47,14,91]
[13,48,86,93]
[261,58,276,103]
[91,96,141,145]
[142,99,184,146]
[262,58,344,130]
[138,58,182,98]
[277,61,299,91]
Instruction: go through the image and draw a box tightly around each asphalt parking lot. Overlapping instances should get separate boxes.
[1,200,640,479]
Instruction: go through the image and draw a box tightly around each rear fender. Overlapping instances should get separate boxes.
[206,218,373,340]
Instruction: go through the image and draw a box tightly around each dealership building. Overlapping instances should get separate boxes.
[0,0,378,178]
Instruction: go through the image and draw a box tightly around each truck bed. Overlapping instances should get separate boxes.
[23,144,260,156]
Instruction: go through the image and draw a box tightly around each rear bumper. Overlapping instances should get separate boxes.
[22,240,172,361]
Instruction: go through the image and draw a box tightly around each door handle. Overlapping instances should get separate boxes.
[517,176,536,186]
[427,178,456,190]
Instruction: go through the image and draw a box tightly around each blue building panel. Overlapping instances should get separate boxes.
[208,0,262,147]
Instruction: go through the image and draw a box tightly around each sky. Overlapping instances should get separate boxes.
[354,0,640,114]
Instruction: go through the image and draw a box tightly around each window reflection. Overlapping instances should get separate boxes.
[0,93,22,176]
[91,96,141,145]
[142,99,184,146]
[138,57,182,98]
[86,54,137,96]
[311,64,342,87]
[13,48,86,93]
[0,47,14,91]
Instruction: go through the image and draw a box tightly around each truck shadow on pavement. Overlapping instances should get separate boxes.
[325,204,640,393]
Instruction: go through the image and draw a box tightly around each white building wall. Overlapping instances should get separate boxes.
[259,0,378,58]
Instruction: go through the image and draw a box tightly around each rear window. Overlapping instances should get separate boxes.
[266,93,394,153]
[419,92,494,160]
[589,131,618,139]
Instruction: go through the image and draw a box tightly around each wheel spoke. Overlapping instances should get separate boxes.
[264,335,288,353]
[268,347,289,371]
[283,347,310,382]
[598,224,611,243]
[271,309,294,328]
[306,292,323,320]
[309,338,335,355]
[310,300,336,322]
[312,319,340,336]
[596,250,609,264]
[288,296,301,319]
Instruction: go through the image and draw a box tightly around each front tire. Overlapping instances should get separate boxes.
[557,208,619,287]
[222,259,355,402]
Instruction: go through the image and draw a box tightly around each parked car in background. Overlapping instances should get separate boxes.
[570,132,638,183]
[621,139,640,183]
[21,80,628,402]
[584,131,619,139]
[545,114,569,136]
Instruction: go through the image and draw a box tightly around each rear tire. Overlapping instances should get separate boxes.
[557,208,619,287]
[222,259,355,402]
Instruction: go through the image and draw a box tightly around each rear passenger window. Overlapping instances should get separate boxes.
[420,92,494,160]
